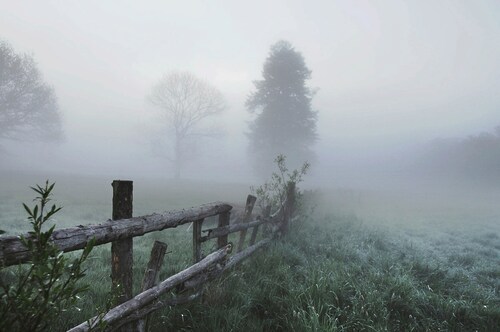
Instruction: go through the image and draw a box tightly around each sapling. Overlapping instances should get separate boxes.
[0,181,94,331]
[252,154,310,231]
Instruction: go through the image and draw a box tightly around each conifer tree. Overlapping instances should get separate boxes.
[247,41,317,176]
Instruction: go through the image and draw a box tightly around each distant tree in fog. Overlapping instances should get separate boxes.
[0,40,62,145]
[148,71,226,179]
[246,40,317,176]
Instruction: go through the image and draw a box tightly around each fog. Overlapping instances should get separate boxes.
[1,0,500,192]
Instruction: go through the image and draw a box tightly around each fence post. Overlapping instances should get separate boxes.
[217,211,230,249]
[282,181,296,234]
[111,180,134,306]
[193,219,204,262]
[250,205,271,245]
[137,241,168,332]
[237,195,257,252]
[262,204,273,235]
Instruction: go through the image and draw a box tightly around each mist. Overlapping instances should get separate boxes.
[3,2,500,330]
[1,0,500,191]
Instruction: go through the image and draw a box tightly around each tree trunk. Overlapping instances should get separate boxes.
[173,160,181,180]
[173,134,182,179]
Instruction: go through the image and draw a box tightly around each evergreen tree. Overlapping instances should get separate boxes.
[246,40,317,176]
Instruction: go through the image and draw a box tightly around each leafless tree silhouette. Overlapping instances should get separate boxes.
[149,72,225,178]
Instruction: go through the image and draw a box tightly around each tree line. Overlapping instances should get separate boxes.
[0,39,318,178]
[419,126,500,185]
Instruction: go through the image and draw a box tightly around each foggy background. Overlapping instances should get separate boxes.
[1,0,500,191]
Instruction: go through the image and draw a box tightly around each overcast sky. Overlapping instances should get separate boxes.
[1,0,499,184]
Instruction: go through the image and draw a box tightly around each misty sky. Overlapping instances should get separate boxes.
[1,0,499,184]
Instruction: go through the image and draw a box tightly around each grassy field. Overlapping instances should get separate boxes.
[1,171,499,331]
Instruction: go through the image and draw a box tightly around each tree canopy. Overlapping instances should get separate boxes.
[246,40,317,176]
[0,40,62,144]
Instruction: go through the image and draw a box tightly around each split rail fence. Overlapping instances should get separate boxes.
[0,180,296,331]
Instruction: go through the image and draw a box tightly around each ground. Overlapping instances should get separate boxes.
[1,171,499,331]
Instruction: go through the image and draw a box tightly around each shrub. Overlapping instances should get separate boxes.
[0,181,94,331]
[252,154,309,214]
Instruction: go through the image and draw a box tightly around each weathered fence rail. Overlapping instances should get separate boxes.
[68,245,232,332]
[0,180,296,332]
[0,202,232,266]
[200,218,267,242]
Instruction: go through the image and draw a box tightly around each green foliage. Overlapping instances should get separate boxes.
[0,181,94,331]
[246,40,317,176]
[252,154,309,214]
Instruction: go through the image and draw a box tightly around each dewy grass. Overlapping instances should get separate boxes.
[1,176,499,331]
[138,213,499,332]
[114,220,492,330]
[20,226,500,331]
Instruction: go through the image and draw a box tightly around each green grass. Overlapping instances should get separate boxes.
[1,172,500,331]
[146,215,499,332]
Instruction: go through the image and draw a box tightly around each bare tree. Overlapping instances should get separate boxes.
[0,39,62,145]
[149,72,225,179]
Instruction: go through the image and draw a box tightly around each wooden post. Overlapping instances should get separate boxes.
[250,205,271,245]
[69,246,231,332]
[137,241,168,332]
[111,180,134,331]
[217,211,230,249]
[282,182,296,234]
[237,195,256,252]
[262,204,273,234]
[193,219,204,262]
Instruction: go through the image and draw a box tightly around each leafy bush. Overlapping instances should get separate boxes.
[252,154,309,214]
[0,181,94,331]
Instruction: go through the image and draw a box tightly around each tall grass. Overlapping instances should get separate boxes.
[1,173,499,331]
[140,214,499,331]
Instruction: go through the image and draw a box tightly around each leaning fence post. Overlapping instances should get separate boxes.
[137,241,168,332]
[262,204,273,235]
[250,205,271,245]
[237,195,257,252]
[217,211,230,249]
[282,181,296,234]
[193,219,204,262]
[111,180,134,306]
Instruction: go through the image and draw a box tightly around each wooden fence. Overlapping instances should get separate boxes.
[0,180,296,331]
